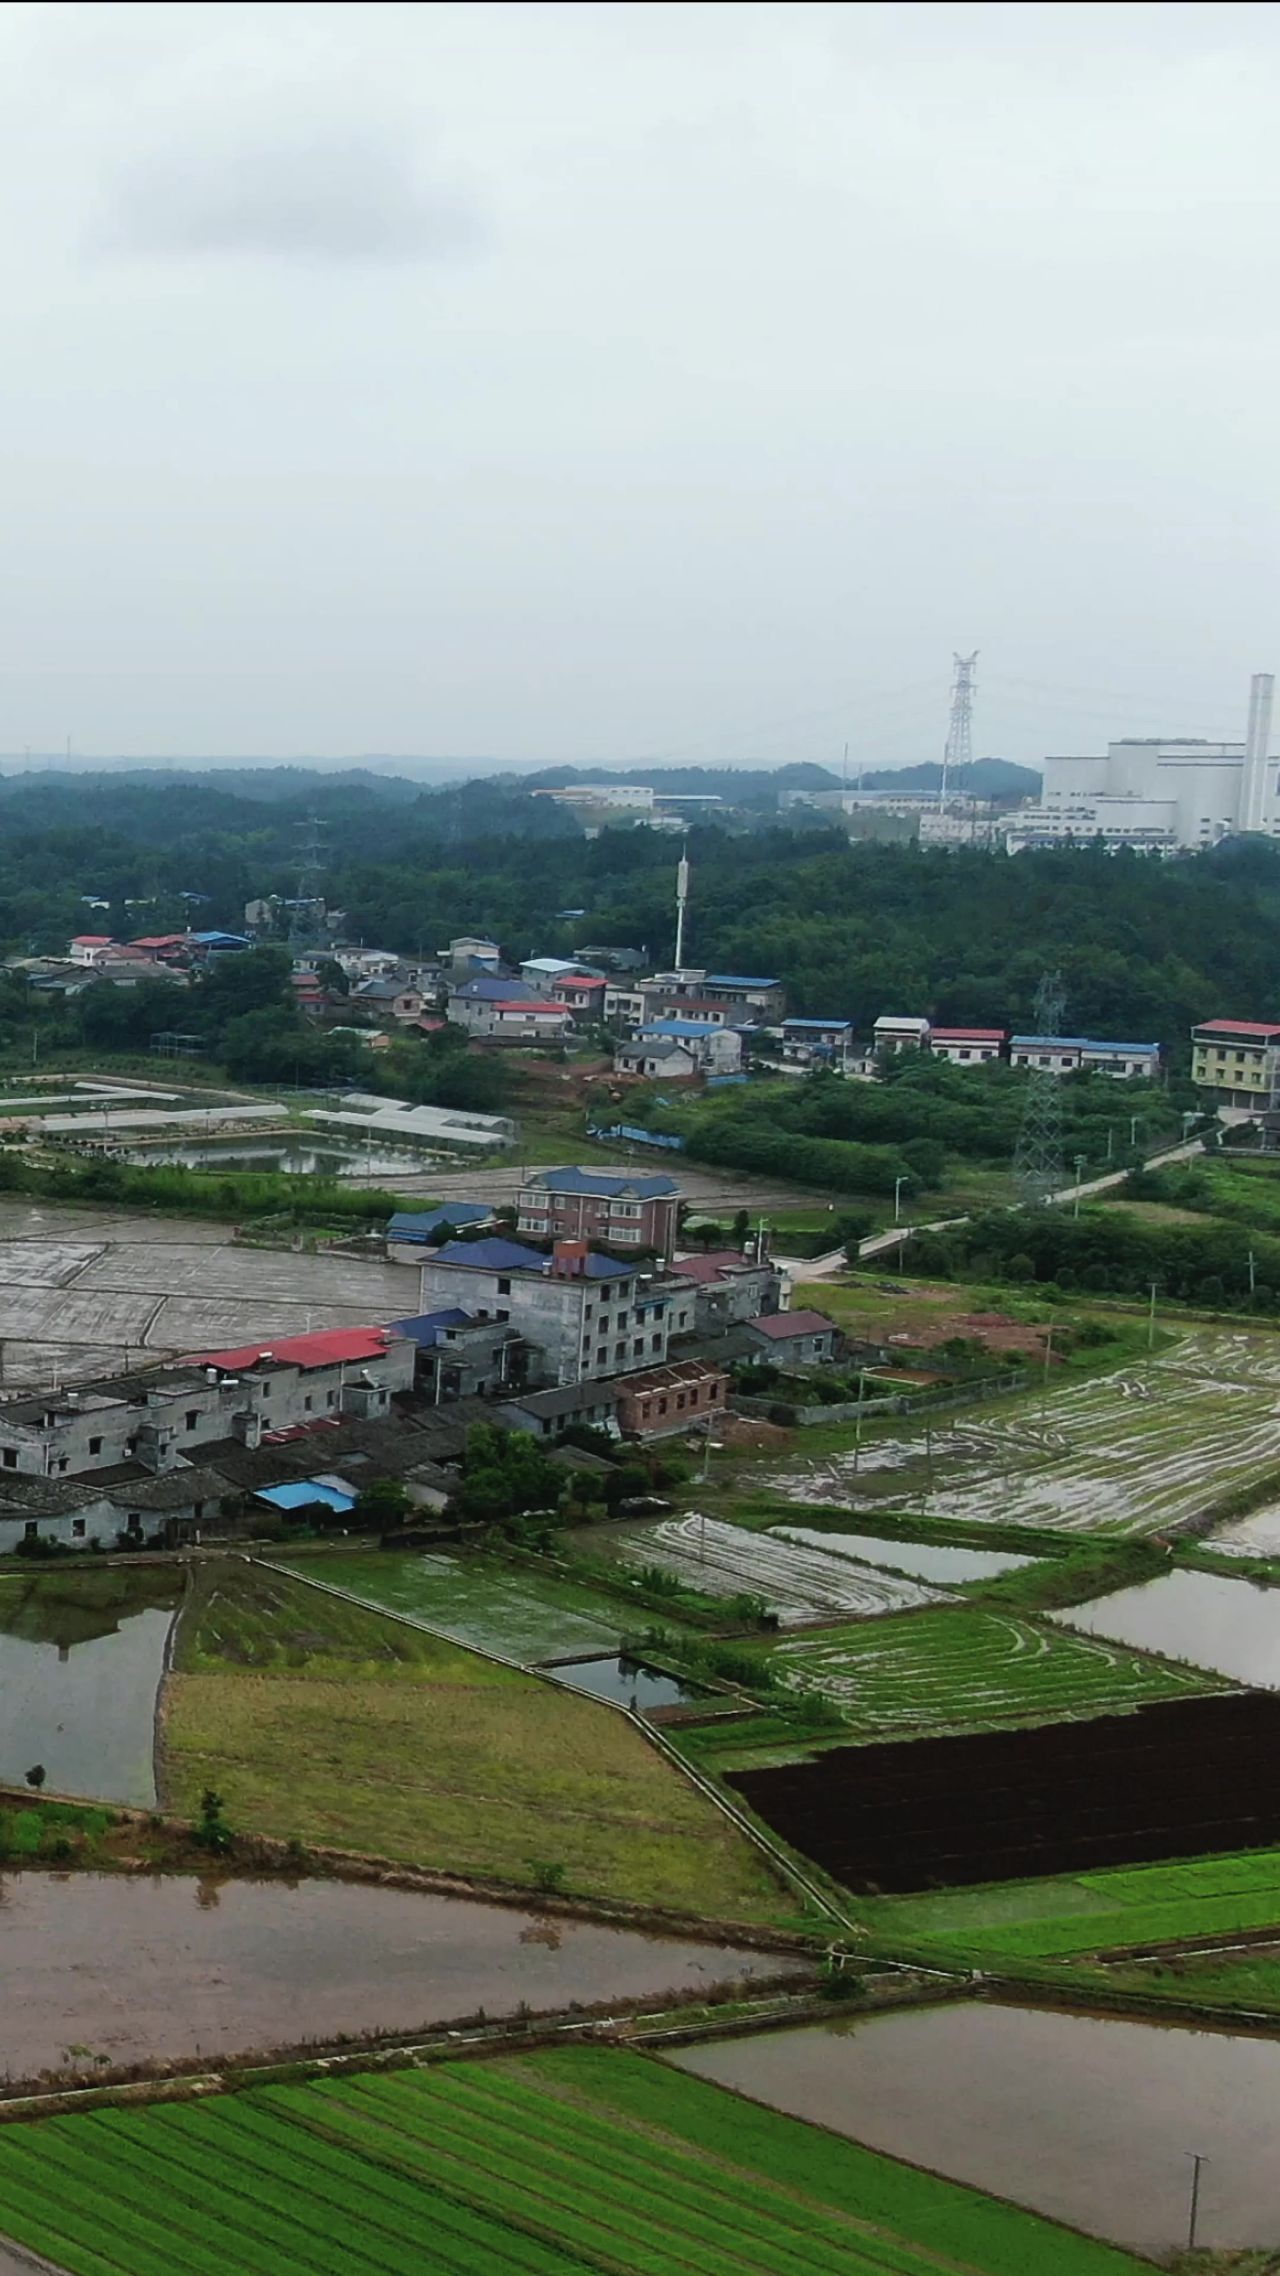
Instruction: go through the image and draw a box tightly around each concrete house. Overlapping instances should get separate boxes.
[518,1168,681,1260]
[613,1359,729,1439]
[742,1309,841,1369]
[669,1249,786,1330]
[613,1036,700,1082]
[930,1027,1006,1065]
[418,1237,673,1384]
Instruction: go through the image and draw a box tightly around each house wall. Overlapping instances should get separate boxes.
[614,1368,727,1438]
[417,1258,670,1384]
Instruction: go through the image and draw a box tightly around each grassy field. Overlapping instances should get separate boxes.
[860,1848,1280,1963]
[749,1326,1280,1537]
[763,1604,1223,1741]
[159,1563,784,1921]
[286,1548,647,1663]
[1101,1943,1280,2013]
[0,2045,1149,2276]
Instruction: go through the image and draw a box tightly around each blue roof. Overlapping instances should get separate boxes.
[453,974,535,1002]
[430,1235,635,1282]
[190,930,249,946]
[641,1020,714,1041]
[390,1308,473,1346]
[782,1017,853,1030]
[257,1477,355,1514]
[704,974,781,989]
[1012,1035,1159,1053]
[386,1203,492,1242]
[534,1168,678,1199]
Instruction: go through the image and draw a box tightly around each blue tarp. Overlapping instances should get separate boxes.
[256,1476,355,1514]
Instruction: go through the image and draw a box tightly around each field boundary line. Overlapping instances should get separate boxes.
[251,1556,905,1952]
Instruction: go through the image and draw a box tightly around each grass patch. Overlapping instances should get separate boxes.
[160,1563,785,1921]
[293,1547,690,1663]
[0,2044,1150,2276]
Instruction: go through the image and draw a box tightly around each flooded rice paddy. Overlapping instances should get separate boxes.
[293,1551,626,1662]
[757,1330,1280,1536]
[0,1575,178,1806]
[599,1515,941,1624]
[1209,1503,1280,1558]
[768,1526,1032,1585]
[0,1872,796,2080]
[670,2000,1280,2254]
[1054,1566,1280,1688]
[544,1655,710,1711]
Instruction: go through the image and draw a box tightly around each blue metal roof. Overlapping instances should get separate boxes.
[431,1237,547,1273]
[704,973,780,989]
[1012,1035,1159,1053]
[390,1308,474,1346]
[386,1204,492,1242]
[641,1020,712,1041]
[257,1477,355,1514]
[453,974,532,1001]
[534,1168,678,1199]
[782,1017,853,1030]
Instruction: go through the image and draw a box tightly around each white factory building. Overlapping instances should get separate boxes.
[1007,677,1277,855]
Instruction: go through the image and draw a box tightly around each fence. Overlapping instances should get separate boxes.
[732,1368,1026,1429]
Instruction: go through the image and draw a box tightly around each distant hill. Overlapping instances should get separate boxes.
[857,759,1040,800]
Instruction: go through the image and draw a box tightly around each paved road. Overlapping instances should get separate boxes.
[855,1138,1205,1264]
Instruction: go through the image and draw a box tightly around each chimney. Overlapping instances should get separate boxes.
[551,1239,589,1279]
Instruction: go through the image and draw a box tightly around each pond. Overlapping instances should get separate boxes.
[669,2001,1280,2254]
[544,1655,710,1712]
[768,1526,1033,1586]
[0,1872,798,2080]
[1052,1566,1280,1688]
[0,1573,180,1807]
[121,1138,425,1178]
[1209,1503,1280,1559]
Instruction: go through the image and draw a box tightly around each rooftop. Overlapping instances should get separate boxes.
[703,974,781,989]
[747,1308,838,1341]
[496,1382,622,1420]
[1011,1035,1160,1053]
[931,1027,1007,1042]
[1195,1019,1280,1039]
[430,1235,636,1282]
[386,1204,493,1241]
[782,1017,854,1031]
[529,1167,679,1200]
[192,1326,404,1373]
[670,1250,764,1283]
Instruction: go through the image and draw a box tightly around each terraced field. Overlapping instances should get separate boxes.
[602,1514,941,1623]
[864,1847,1280,1962]
[758,1328,1280,1537]
[768,1605,1224,1737]
[0,2046,1147,2276]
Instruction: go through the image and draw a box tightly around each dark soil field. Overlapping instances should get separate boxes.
[727,1693,1280,1895]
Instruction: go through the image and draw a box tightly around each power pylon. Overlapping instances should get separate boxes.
[939,651,978,807]
[1013,971,1068,1202]
[290,816,327,949]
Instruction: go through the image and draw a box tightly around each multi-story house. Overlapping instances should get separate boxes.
[1191,1019,1280,1108]
[417,1237,674,1384]
[518,1168,681,1260]
[929,1027,1006,1065]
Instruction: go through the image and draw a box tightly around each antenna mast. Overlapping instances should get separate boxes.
[674,841,690,969]
[940,651,978,809]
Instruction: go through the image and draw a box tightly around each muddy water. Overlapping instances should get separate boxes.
[545,1655,709,1711]
[1053,1566,1280,1687]
[0,1605,174,1807]
[1210,1503,1280,1558]
[768,1527,1032,1585]
[0,1873,797,2081]
[670,2002,1280,2254]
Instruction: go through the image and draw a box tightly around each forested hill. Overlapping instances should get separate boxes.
[0,770,1278,1046]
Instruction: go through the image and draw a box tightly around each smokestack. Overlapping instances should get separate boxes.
[1238,672,1275,833]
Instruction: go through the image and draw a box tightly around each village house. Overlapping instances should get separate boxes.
[417,1236,676,1384]
[518,1167,681,1260]
[612,1359,729,1439]
[668,1248,786,1331]
[741,1309,842,1369]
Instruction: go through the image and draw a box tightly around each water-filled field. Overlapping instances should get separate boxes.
[598,1514,941,1624]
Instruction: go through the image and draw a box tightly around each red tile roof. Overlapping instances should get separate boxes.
[747,1308,837,1340]
[671,1250,756,1283]
[193,1326,400,1372]
[1196,1019,1280,1038]
[931,1028,1006,1042]
[71,935,113,947]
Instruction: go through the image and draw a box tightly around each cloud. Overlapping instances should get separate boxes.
[96,120,485,264]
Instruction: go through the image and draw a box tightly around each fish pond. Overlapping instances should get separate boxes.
[1053,1565,1280,1688]
[0,1872,798,2080]
[768,1526,1033,1586]
[670,2000,1280,2255]
[0,1570,180,1806]
[544,1655,711,1712]
[122,1137,424,1178]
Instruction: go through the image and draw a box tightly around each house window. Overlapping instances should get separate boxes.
[89,1436,102,1456]
[615,1343,626,1362]
[498,1278,512,1295]
[2,1449,16,1469]
[304,1396,313,1412]
[57,1458,68,1474]
[633,1339,644,1357]
[658,1397,668,1415]
[651,1335,662,1352]
[23,1521,37,1541]
[72,1518,86,1539]
[185,1410,199,1431]
[597,1348,607,1366]
[127,1513,142,1536]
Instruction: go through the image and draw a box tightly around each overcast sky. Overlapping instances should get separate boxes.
[2,0,1279,772]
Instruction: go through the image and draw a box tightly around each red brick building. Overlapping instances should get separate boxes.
[613,1359,728,1439]
[518,1167,681,1260]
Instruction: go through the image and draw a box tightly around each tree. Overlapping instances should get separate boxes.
[354,1478,411,1530]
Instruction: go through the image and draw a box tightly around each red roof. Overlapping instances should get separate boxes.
[557,974,607,990]
[494,1000,568,1015]
[130,935,188,950]
[71,935,113,947]
[931,1028,1006,1042]
[1196,1019,1280,1038]
[748,1308,837,1340]
[671,1250,756,1283]
[192,1326,400,1372]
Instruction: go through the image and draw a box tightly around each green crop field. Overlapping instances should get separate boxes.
[159,1562,783,1921]
[289,1548,642,1663]
[0,2046,1148,2276]
[766,1604,1223,1739]
[861,1846,1280,1963]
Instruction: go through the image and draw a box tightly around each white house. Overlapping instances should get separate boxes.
[874,1015,931,1054]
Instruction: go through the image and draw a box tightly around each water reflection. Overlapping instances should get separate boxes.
[0,1573,179,1805]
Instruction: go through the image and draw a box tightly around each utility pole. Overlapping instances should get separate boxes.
[939,651,978,809]
[894,1174,909,1224]
[1072,1153,1086,1218]
[673,841,690,970]
[1105,1126,1114,1161]
[1130,1114,1140,1151]
[1248,1247,1258,1295]
[1040,1322,1054,1434]
[1185,2151,1208,2252]
[1148,1281,1159,1352]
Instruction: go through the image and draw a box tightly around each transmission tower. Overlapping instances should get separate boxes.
[290,816,328,950]
[1013,970,1068,1202]
[939,651,978,807]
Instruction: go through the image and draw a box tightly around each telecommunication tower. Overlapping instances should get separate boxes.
[1013,970,1068,1202]
[939,651,978,807]
[673,842,691,968]
[290,816,327,949]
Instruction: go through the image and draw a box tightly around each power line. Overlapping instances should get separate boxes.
[940,652,978,806]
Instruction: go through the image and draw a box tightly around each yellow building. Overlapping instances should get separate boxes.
[1191,1019,1280,1107]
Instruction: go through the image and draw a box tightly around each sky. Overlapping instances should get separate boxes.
[2,0,1279,773]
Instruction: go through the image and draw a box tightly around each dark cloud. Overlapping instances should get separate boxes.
[97,124,484,263]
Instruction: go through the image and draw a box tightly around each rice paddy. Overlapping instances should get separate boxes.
[597,1514,942,1624]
